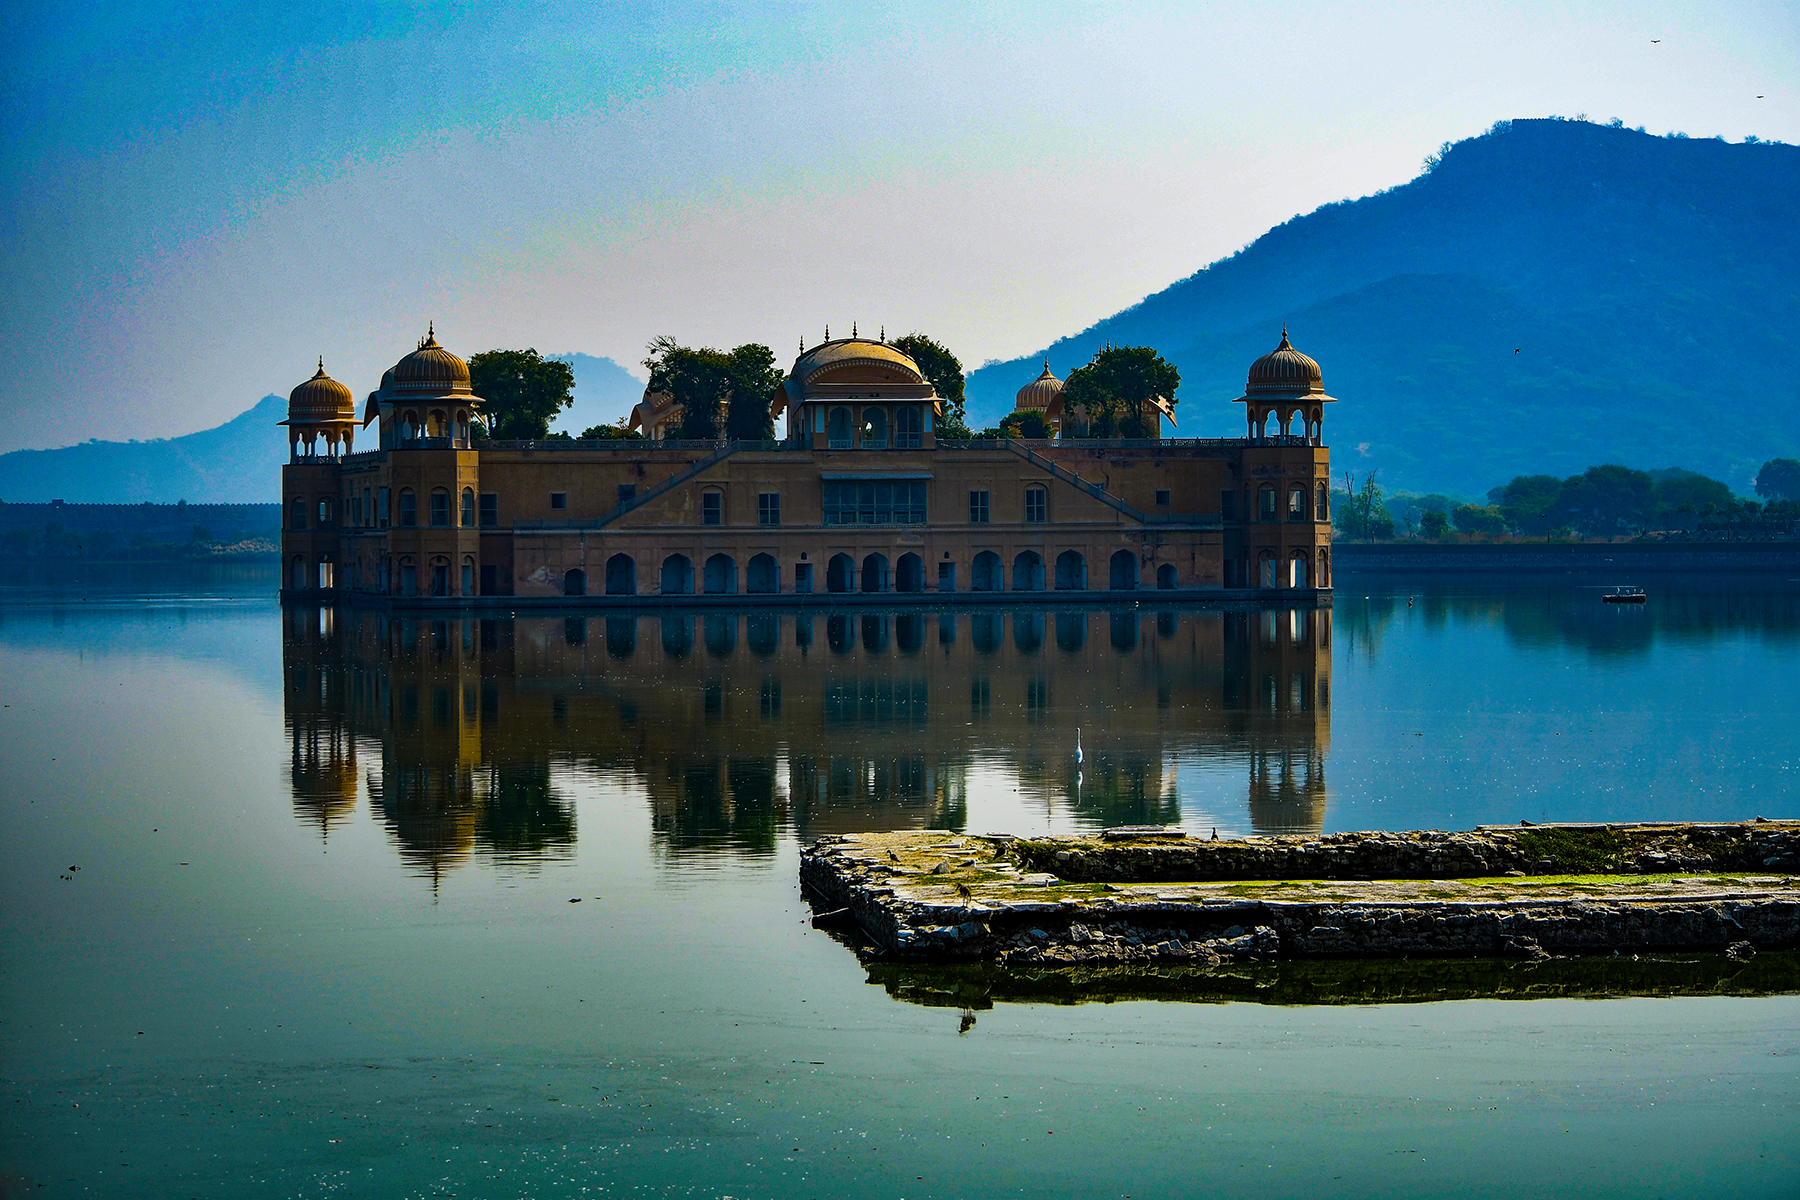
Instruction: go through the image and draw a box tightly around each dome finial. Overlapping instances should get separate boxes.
[824,324,830,342]
[852,321,857,339]
[880,325,885,343]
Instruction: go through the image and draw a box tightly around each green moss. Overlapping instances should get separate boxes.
[1512,827,1627,873]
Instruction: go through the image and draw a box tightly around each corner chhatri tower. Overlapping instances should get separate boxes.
[281,328,1334,602]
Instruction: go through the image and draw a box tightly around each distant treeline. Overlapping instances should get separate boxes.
[1336,459,1800,541]
[0,501,281,560]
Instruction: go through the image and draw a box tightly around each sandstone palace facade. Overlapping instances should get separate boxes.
[280,331,1335,605]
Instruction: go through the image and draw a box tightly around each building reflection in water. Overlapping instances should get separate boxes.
[282,603,1331,879]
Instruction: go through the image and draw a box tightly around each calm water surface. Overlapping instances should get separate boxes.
[2,564,1796,1198]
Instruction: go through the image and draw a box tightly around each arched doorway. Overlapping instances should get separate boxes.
[606,554,636,595]
[1258,550,1277,589]
[703,553,737,595]
[971,551,1002,592]
[1156,563,1177,590]
[563,567,586,596]
[895,552,924,593]
[1317,548,1330,588]
[1012,551,1045,591]
[661,554,693,595]
[827,553,855,593]
[746,553,779,594]
[1054,550,1086,591]
[860,553,889,593]
[1109,549,1138,590]
[1290,552,1311,589]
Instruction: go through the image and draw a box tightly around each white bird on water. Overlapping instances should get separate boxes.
[1075,727,1083,765]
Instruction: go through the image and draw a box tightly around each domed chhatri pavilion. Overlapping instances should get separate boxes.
[281,328,1333,600]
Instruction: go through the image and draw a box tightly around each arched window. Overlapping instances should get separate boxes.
[398,489,417,527]
[1258,550,1277,589]
[1258,485,1277,521]
[1318,548,1330,588]
[461,555,475,597]
[564,567,587,596]
[895,406,922,448]
[1157,563,1177,589]
[399,556,418,597]
[428,410,447,437]
[1012,551,1044,591]
[402,411,420,440]
[606,554,636,595]
[290,555,307,588]
[461,488,475,527]
[1055,550,1085,591]
[290,498,306,530]
[1108,549,1138,590]
[430,556,450,596]
[827,407,853,449]
[1316,483,1329,521]
[430,489,450,527]
[317,498,333,526]
[701,489,723,525]
[1288,486,1307,522]
[1291,552,1311,589]
[860,407,888,449]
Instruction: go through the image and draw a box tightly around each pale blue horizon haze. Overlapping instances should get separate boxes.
[1,0,1796,452]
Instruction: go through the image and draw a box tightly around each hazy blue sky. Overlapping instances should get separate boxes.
[2,0,1794,450]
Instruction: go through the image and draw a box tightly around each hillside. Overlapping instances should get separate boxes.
[966,119,1800,494]
[0,354,646,503]
[0,395,290,503]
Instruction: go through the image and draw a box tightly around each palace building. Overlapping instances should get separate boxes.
[280,329,1335,603]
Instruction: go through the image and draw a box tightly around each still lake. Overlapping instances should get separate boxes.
[1,564,1796,1198]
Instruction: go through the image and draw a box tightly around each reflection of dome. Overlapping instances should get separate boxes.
[390,326,473,395]
[286,361,355,423]
[1014,362,1063,412]
[1246,328,1323,395]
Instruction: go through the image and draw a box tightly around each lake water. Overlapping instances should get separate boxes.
[2,564,1796,1198]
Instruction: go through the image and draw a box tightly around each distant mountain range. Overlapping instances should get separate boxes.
[966,119,1799,495]
[8,121,1794,501]
[0,354,646,503]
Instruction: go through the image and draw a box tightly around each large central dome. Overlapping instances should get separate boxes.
[390,327,473,395]
[1246,329,1323,395]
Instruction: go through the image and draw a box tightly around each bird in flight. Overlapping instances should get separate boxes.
[1652,39,1661,43]
[1514,348,1522,355]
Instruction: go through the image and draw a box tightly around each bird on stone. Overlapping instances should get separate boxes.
[1074,727,1083,765]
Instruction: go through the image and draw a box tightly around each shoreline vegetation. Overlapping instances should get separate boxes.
[0,501,280,561]
[1333,458,1800,544]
